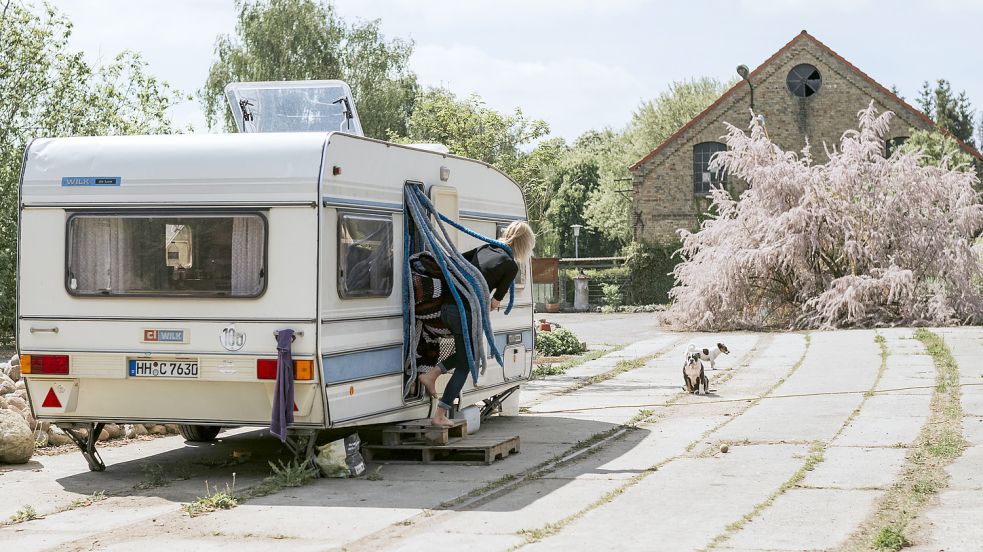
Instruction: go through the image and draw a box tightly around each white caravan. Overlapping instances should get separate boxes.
[17,81,534,470]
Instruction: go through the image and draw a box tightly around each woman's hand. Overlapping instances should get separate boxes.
[490,298,501,311]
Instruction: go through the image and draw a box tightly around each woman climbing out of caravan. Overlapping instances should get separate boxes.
[418,220,536,427]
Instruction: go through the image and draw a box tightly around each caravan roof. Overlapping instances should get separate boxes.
[21,132,328,206]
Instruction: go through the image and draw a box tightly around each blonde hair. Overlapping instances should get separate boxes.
[501,220,536,261]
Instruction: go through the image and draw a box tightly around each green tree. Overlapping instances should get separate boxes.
[578,77,730,248]
[399,88,561,249]
[0,1,182,341]
[202,0,417,139]
[540,134,622,258]
[401,88,550,174]
[917,79,976,146]
[514,137,566,236]
[898,129,974,170]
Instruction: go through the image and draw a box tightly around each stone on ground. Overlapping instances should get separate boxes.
[0,408,36,463]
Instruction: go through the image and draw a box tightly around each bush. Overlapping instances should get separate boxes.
[665,105,983,330]
[536,327,587,357]
[601,283,622,308]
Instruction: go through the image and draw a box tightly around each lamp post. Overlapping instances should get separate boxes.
[736,64,754,112]
[571,224,583,258]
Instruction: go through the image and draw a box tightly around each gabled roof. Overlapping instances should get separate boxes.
[630,31,983,173]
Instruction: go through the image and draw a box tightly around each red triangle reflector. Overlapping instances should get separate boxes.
[42,388,62,408]
[293,402,299,412]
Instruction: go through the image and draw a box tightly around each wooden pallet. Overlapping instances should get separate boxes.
[381,418,467,446]
[362,435,520,465]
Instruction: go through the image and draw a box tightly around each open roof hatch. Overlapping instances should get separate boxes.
[224,80,363,136]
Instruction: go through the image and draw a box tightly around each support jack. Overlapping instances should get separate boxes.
[63,422,106,472]
[481,385,520,421]
[283,429,319,475]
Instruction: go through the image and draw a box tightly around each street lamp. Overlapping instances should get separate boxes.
[571,224,583,258]
[736,64,754,112]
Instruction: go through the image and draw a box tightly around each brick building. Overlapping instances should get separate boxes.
[630,31,983,245]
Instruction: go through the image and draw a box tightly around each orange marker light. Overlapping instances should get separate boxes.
[20,354,31,374]
[294,360,314,381]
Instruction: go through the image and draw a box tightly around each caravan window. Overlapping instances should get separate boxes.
[338,212,393,298]
[66,213,266,297]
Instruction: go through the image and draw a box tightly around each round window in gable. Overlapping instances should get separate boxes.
[787,63,822,97]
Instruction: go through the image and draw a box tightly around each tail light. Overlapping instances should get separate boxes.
[256,359,314,381]
[20,354,70,375]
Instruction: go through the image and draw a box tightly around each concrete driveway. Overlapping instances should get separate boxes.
[1,317,981,551]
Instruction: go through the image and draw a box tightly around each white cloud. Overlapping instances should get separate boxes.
[411,44,647,140]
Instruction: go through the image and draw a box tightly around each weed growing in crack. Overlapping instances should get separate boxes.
[8,505,39,523]
[873,522,911,551]
[68,491,107,510]
[183,477,239,517]
[249,460,318,498]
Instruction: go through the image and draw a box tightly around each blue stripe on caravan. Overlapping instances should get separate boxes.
[322,346,403,384]
[322,196,402,211]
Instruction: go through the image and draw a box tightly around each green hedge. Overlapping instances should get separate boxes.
[560,266,629,305]
[624,241,681,305]
[555,242,680,306]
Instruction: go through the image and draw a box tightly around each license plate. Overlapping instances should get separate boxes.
[128,359,199,378]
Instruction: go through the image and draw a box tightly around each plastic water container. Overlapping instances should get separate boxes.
[454,405,481,434]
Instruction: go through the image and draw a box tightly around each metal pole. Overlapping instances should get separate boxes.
[571,224,583,259]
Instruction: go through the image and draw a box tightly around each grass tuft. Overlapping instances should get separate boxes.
[873,523,911,551]
[8,505,39,524]
[532,346,623,379]
[248,460,318,498]
[183,479,239,517]
[68,491,107,510]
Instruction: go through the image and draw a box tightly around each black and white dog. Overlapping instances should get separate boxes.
[683,352,709,395]
[686,342,730,370]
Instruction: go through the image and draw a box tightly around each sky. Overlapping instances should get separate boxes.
[45,0,983,142]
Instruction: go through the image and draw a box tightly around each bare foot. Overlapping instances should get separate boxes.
[417,370,439,397]
[431,408,455,427]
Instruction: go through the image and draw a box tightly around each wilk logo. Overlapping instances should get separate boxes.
[219,325,246,351]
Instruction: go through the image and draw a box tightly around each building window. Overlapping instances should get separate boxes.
[66,212,266,297]
[693,142,727,194]
[787,64,822,97]
[885,136,909,157]
[338,212,393,298]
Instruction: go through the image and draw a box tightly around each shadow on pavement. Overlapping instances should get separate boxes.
[55,414,650,513]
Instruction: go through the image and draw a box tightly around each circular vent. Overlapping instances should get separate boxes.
[787,64,822,97]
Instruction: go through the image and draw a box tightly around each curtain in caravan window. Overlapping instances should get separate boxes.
[231,216,264,296]
[69,218,113,292]
[67,213,266,297]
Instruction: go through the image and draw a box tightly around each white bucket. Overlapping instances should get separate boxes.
[454,405,481,434]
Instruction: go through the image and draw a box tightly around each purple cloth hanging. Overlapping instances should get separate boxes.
[270,329,295,443]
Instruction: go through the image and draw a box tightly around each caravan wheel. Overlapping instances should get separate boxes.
[178,425,221,442]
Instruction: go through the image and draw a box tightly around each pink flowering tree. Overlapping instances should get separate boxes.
[664,103,983,330]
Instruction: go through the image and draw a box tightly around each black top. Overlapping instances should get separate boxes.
[463,244,518,302]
